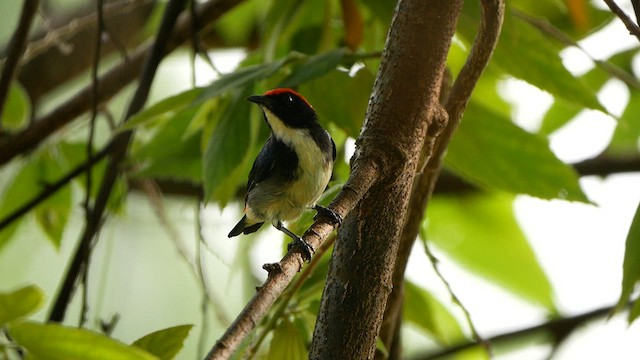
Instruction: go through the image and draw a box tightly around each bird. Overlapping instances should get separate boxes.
[228,88,341,259]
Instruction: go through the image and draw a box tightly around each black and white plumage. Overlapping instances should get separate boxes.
[228,88,340,259]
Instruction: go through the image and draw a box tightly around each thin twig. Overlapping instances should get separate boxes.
[632,0,640,24]
[189,0,219,75]
[422,240,484,346]
[194,202,231,325]
[0,0,246,166]
[48,0,189,323]
[513,9,640,91]
[602,0,640,41]
[0,142,113,231]
[246,233,336,359]
[78,0,106,328]
[196,201,211,360]
[19,0,151,63]
[0,0,40,129]
[413,306,612,360]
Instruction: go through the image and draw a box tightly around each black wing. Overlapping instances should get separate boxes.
[245,135,298,199]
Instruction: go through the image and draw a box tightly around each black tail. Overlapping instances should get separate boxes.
[228,215,264,237]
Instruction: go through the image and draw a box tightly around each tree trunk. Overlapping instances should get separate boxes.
[309,0,462,358]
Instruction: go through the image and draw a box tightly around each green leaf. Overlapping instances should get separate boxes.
[0,160,40,251]
[132,325,193,360]
[614,201,640,318]
[1,83,30,132]
[9,322,158,360]
[262,0,306,59]
[607,91,640,156]
[630,299,640,323]
[131,106,202,183]
[404,281,466,345]
[458,5,604,113]
[375,338,389,359]
[540,48,640,136]
[361,0,395,25]
[214,0,260,45]
[451,345,490,360]
[0,285,45,325]
[446,102,589,202]
[423,194,556,310]
[196,56,293,105]
[300,68,373,137]
[279,49,347,88]
[34,151,73,249]
[266,317,307,360]
[121,88,203,132]
[202,86,256,205]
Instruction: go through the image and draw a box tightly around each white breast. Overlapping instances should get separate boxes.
[263,108,332,219]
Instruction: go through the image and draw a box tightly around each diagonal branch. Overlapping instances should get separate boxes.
[0,0,40,129]
[0,0,246,166]
[204,160,379,360]
[414,306,612,360]
[603,0,640,41]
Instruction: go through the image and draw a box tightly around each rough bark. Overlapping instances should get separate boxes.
[377,1,505,357]
[309,1,463,358]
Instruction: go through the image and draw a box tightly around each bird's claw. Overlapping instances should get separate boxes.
[313,205,343,226]
[287,236,315,262]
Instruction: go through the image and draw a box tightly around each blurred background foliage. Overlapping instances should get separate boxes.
[1,0,640,359]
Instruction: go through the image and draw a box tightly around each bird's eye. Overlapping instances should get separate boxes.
[287,95,293,103]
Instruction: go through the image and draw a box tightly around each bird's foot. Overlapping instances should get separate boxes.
[313,204,343,226]
[287,236,315,262]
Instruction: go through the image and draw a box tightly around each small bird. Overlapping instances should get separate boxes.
[228,88,341,259]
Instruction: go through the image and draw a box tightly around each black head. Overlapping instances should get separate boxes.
[247,88,318,129]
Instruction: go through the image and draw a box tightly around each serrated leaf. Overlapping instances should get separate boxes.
[404,281,465,345]
[266,317,307,360]
[458,5,604,113]
[1,83,30,132]
[279,49,347,88]
[423,194,556,310]
[614,201,640,318]
[9,322,158,360]
[0,285,45,325]
[132,325,193,360]
[203,86,256,205]
[446,102,589,202]
[300,68,373,137]
[121,88,203,132]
